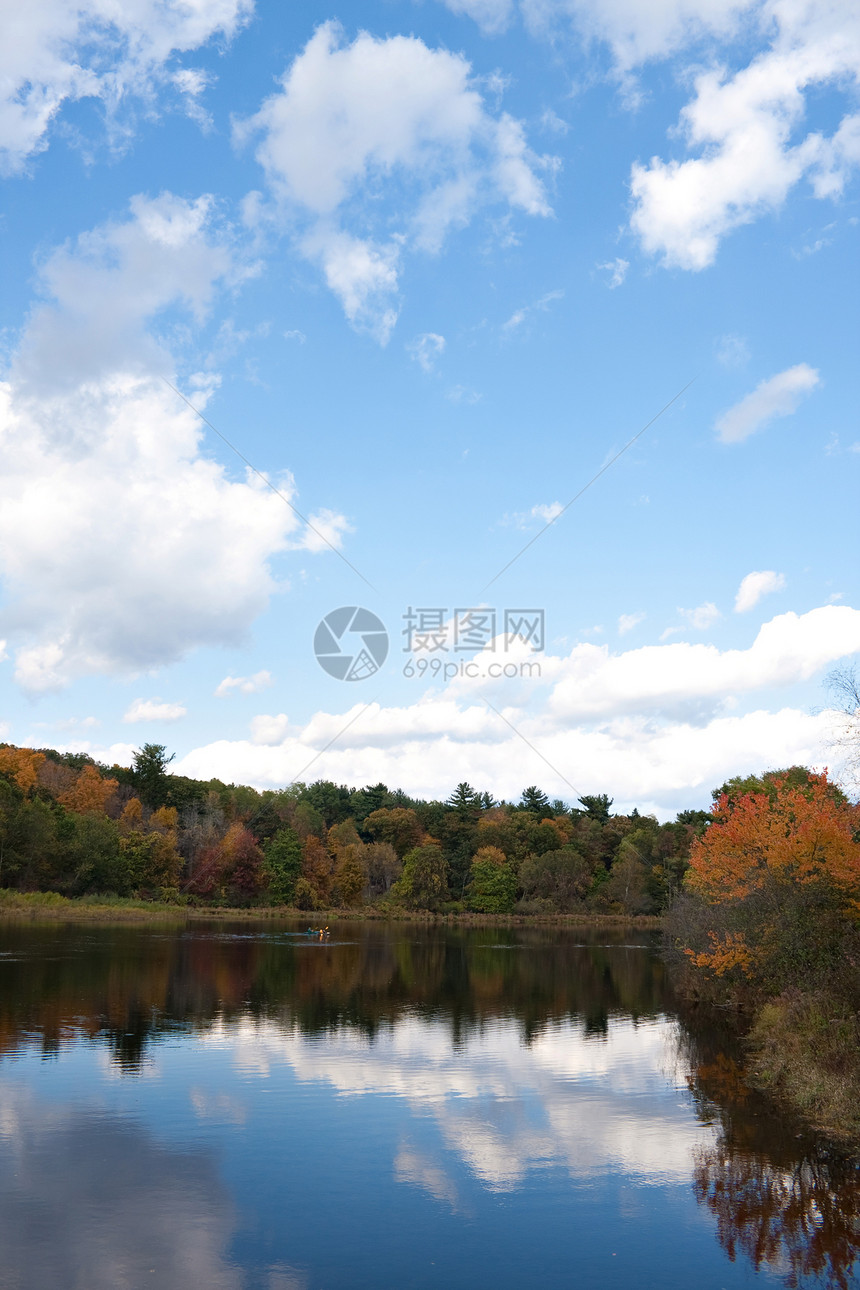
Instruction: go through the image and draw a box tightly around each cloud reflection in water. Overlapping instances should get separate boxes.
[204,1013,706,1192]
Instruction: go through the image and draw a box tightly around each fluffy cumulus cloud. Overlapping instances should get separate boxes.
[629,0,860,268]
[175,604,860,814]
[0,0,253,173]
[735,569,787,612]
[236,22,554,340]
[715,364,819,442]
[0,194,347,692]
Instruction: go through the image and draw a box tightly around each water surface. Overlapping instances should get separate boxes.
[0,920,857,1289]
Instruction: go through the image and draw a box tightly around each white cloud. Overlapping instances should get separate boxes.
[250,713,291,745]
[660,602,721,638]
[502,500,563,529]
[442,0,515,36]
[540,108,570,134]
[302,227,400,344]
[294,508,353,555]
[123,698,187,723]
[715,364,819,443]
[597,257,629,288]
[501,289,564,334]
[734,570,786,613]
[408,332,447,373]
[618,612,645,635]
[0,195,348,692]
[215,671,273,698]
[237,22,554,339]
[0,0,252,174]
[681,602,720,630]
[0,639,7,663]
[531,501,563,523]
[520,0,756,73]
[175,605,860,815]
[629,0,860,268]
[172,67,213,130]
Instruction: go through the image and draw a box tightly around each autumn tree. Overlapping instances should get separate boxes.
[681,770,860,990]
[328,818,361,856]
[364,807,424,857]
[300,834,333,906]
[333,843,368,907]
[59,764,118,815]
[184,823,264,904]
[365,841,401,896]
[0,748,46,795]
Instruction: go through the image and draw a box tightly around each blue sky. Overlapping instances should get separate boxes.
[1,0,858,815]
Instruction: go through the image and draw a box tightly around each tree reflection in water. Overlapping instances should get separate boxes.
[1,918,858,1288]
[680,1010,860,1289]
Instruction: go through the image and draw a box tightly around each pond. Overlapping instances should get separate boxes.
[0,920,857,1289]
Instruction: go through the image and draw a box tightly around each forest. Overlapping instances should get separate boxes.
[0,741,707,914]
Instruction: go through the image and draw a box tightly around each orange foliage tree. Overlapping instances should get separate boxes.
[59,764,118,815]
[684,771,860,983]
[184,823,265,904]
[0,748,46,794]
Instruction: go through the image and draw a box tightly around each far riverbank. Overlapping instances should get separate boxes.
[0,888,662,928]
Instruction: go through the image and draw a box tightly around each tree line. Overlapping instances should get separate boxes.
[0,741,709,913]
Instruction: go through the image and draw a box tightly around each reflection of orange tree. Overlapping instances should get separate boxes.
[694,1142,860,1289]
[680,1004,860,1290]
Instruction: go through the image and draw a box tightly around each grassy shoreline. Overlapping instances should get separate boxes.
[0,889,662,928]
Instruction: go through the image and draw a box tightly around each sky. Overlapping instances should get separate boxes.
[0,0,858,817]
